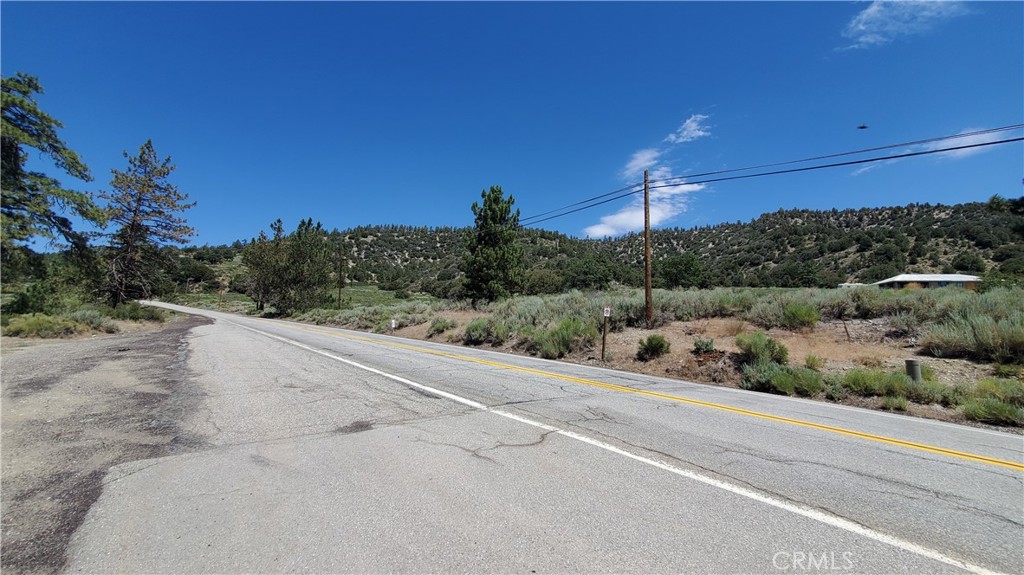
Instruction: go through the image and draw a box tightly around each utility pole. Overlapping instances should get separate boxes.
[644,168,653,326]
[337,240,345,309]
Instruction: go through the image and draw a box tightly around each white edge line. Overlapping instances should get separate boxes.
[229,320,1002,575]
[150,301,1019,441]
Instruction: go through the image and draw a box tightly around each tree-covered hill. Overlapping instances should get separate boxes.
[322,201,1022,296]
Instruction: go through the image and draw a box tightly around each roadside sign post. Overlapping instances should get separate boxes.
[390,318,397,333]
[602,306,611,361]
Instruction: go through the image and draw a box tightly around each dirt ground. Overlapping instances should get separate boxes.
[0,314,211,574]
[401,315,1012,430]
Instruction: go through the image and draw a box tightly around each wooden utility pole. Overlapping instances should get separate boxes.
[337,241,345,309]
[644,169,653,326]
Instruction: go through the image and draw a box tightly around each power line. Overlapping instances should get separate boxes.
[519,124,1022,226]
[649,136,1022,191]
[519,182,643,225]
[648,124,1024,185]
[521,136,1022,227]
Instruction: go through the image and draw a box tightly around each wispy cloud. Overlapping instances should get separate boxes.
[842,1,967,49]
[665,114,711,144]
[851,127,1000,176]
[622,148,663,180]
[921,128,1003,159]
[585,114,712,237]
[585,166,705,238]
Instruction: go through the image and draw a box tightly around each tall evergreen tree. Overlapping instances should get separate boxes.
[101,140,195,305]
[461,185,523,302]
[1,73,106,276]
[241,220,285,312]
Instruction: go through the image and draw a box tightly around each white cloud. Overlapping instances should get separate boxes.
[665,114,711,144]
[922,128,1003,159]
[842,1,967,49]
[584,166,704,238]
[589,114,712,237]
[851,128,1001,176]
[622,148,662,180]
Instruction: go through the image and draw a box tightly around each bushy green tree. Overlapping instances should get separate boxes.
[242,219,333,314]
[656,253,704,288]
[100,140,195,305]
[241,221,285,311]
[461,185,523,302]
[1,73,106,277]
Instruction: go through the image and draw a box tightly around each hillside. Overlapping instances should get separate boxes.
[318,201,1022,296]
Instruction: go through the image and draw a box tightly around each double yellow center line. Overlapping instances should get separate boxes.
[281,321,1024,472]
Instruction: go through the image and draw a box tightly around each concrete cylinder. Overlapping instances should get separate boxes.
[905,359,922,383]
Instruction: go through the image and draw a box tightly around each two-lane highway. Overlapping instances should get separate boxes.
[65,303,1023,573]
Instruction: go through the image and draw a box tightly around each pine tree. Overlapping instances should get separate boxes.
[101,140,194,305]
[461,185,523,302]
[1,73,106,276]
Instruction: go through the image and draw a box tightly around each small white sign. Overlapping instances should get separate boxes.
[390,318,397,329]
[603,306,611,318]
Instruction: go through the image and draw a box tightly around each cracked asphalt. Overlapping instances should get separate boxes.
[64,304,1023,574]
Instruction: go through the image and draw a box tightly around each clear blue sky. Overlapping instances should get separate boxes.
[3,1,1022,246]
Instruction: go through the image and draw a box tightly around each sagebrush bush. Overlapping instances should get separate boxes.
[921,310,1024,364]
[531,317,598,359]
[740,360,784,393]
[693,336,715,354]
[4,314,85,338]
[804,354,825,371]
[67,309,119,333]
[881,396,909,411]
[974,378,1024,407]
[463,318,495,345]
[782,302,819,330]
[111,302,167,322]
[887,312,921,336]
[746,299,784,329]
[427,317,457,337]
[735,331,789,365]
[962,398,1024,426]
[637,334,670,361]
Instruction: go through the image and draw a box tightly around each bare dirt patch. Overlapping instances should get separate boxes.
[1,314,212,574]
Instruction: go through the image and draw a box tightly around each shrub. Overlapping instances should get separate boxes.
[463,318,490,345]
[962,398,1024,426]
[531,318,598,359]
[940,384,971,407]
[782,302,819,330]
[920,363,937,383]
[804,354,825,371]
[4,314,85,338]
[787,366,825,397]
[427,317,457,338]
[903,379,946,405]
[746,299,784,329]
[974,378,1024,407]
[993,364,1023,379]
[881,396,909,412]
[637,334,671,361]
[824,379,848,401]
[841,368,909,397]
[735,331,789,365]
[111,302,166,322]
[693,336,715,354]
[888,312,921,337]
[67,309,119,334]
[921,311,1024,364]
[740,360,785,393]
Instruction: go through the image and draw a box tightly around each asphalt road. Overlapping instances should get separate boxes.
[65,303,1023,574]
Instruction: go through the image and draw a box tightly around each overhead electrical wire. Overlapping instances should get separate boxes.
[520,134,1023,227]
[647,124,1023,186]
